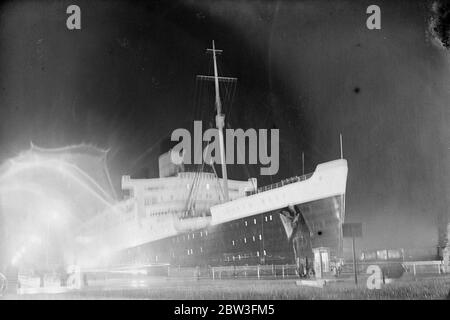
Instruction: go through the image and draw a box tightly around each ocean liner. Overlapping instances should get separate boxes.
[75,41,348,274]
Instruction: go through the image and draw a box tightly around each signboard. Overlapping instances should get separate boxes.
[343,223,362,238]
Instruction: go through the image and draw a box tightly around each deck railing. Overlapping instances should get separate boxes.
[246,173,313,196]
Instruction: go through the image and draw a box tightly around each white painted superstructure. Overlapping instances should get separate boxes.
[211,159,348,225]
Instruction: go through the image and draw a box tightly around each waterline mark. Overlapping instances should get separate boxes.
[170,121,279,175]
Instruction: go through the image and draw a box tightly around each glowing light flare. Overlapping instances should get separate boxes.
[0,144,119,270]
[11,255,19,266]
[0,157,115,207]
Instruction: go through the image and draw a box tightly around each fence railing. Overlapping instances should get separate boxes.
[82,260,449,283]
[401,260,447,276]
[164,264,300,280]
[146,260,450,280]
[210,264,299,280]
[340,260,447,276]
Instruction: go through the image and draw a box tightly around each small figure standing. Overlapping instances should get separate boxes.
[196,266,200,281]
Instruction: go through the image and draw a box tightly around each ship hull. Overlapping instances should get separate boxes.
[112,194,344,267]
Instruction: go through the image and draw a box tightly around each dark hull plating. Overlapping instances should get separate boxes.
[113,195,344,267]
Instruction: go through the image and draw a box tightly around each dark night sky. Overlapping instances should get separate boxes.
[1,0,450,253]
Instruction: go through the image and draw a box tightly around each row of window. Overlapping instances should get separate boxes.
[170,215,275,244]
[176,233,266,255]
[178,172,216,180]
[242,215,273,227]
[145,211,170,217]
[173,230,209,243]
[186,247,204,255]
[143,193,219,206]
[184,248,267,258]
[232,234,263,246]
[225,250,267,261]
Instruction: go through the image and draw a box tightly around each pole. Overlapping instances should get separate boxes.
[212,40,222,115]
[352,235,358,285]
[302,152,305,176]
[340,133,343,159]
[46,221,50,269]
[211,40,229,202]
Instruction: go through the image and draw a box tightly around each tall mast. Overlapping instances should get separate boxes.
[207,40,229,201]
[302,152,305,176]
